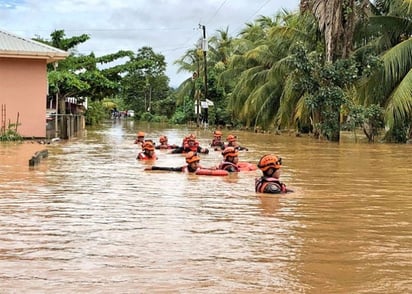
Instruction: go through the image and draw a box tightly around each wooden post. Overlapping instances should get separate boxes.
[29,149,49,167]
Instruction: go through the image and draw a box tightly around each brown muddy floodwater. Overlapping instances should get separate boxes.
[0,120,411,293]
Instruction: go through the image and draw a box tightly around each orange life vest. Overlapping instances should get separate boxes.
[255,177,287,193]
[137,152,157,160]
[218,161,240,172]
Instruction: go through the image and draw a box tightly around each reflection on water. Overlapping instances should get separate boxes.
[0,121,411,293]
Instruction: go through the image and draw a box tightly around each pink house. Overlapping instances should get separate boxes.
[0,29,68,138]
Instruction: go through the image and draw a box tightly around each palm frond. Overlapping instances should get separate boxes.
[357,38,412,105]
[384,67,412,129]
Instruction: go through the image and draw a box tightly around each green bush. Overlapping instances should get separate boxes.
[85,100,108,125]
[170,110,187,124]
[0,128,23,141]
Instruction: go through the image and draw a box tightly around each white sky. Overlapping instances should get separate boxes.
[0,0,299,87]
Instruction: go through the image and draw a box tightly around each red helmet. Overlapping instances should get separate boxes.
[257,154,282,171]
[221,147,238,160]
[185,151,200,163]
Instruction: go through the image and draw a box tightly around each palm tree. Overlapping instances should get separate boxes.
[356,0,412,142]
[297,0,359,141]
[173,48,200,105]
[208,27,233,68]
[302,0,357,62]
[174,27,236,126]
[223,10,321,130]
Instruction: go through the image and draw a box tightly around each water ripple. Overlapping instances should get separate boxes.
[0,123,411,293]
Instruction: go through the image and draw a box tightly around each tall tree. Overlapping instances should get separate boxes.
[121,47,170,117]
[356,0,412,142]
[298,0,358,141]
[222,10,321,130]
[36,30,133,114]
[302,0,357,62]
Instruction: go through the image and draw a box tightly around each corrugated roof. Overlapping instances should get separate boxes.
[0,29,68,63]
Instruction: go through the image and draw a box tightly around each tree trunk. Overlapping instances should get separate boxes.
[299,0,311,12]
[341,0,355,59]
[58,93,66,115]
[304,0,359,142]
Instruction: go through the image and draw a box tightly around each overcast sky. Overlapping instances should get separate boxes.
[0,0,299,87]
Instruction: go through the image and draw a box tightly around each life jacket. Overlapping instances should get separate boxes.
[218,161,240,172]
[227,142,248,151]
[238,162,257,171]
[156,144,173,150]
[137,152,157,160]
[227,141,239,148]
[255,177,287,193]
[184,141,200,152]
[211,138,224,147]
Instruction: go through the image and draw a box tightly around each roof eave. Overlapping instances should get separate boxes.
[0,51,69,63]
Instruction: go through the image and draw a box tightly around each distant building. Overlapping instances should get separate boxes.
[0,29,68,138]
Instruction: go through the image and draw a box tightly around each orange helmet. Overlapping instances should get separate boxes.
[222,147,238,159]
[143,141,155,151]
[137,131,145,137]
[226,134,236,142]
[213,130,222,137]
[257,154,282,171]
[185,151,200,163]
[159,135,167,143]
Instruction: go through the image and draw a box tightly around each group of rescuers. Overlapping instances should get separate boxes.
[134,130,291,194]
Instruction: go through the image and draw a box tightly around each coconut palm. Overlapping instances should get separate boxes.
[302,0,357,62]
[295,0,359,141]
[174,27,238,125]
[173,48,200,104]
[222,10,321,130]
[356,0,412,142]
[208,27,233,68]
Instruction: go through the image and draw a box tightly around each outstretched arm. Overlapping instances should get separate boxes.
[145,166,183,172]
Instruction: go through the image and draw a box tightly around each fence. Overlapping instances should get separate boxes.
[46,114,85,139]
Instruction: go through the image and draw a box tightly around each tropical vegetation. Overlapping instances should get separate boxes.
[37,0,412,143]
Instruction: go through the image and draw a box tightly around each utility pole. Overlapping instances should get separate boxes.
[201,25,208,102]
[53,62,59,138]
[200,24,208,126]
[196,55,200,127]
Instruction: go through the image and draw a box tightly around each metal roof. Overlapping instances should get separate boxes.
[0,29,68,63]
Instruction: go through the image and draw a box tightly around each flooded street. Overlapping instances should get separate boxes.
[1,120,411,293]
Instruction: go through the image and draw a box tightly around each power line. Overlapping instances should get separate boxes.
[5,27,196,33]
[205,0,229,25]
[232,0,273,35]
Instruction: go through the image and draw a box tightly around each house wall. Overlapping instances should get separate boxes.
[0,57,47,138]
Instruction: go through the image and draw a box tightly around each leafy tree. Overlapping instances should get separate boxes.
[170,96,196,124]
[35,30,133,124]
[121,47,170,119]
[85,100,107,126]
[291,45,360,140]
[297,0,359,141]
